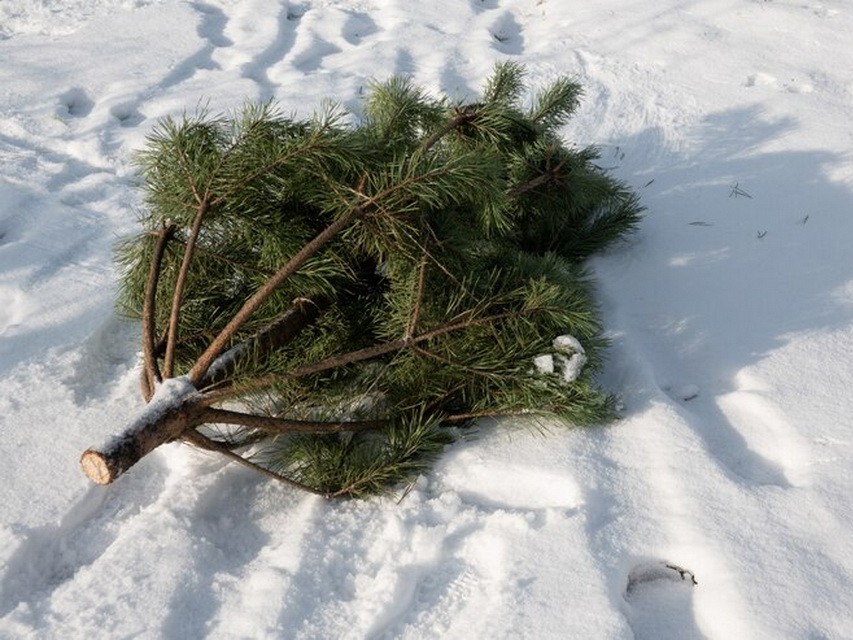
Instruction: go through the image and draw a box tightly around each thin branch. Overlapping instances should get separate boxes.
[405,248,429,340]
[200,306,538,405]
[139,368,152,402]
[197,375,281,406]
[164,124,325,381]
[163,199,210,379]
[278,308,530,379]
[419,107,478,154]
[395,213,471,297]
[141,224,176,400]
[411,345,503,380]
[508,159,567,198]
[199,114,265,203]
[188,205,362,386]
[198,296,327,389]
[174,141,204,206]
[286,337,411,379]
[443,409,533,423]
[181,429,329,496]
[200,407,387,434]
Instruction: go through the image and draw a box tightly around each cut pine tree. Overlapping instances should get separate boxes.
[80,62,642,498]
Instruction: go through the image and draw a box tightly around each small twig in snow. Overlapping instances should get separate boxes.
[729,182,753,199]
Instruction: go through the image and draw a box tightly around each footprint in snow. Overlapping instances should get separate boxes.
[287,5,307,21]
[192,1,233,49]
[57,87,94,119]
[661,377,794,488]
[661,383,700,402]
[624,560,704,640]
[745,72,776,88]
[473,0,500,11]
[490,12,523,55]
[341,11,378,45]
[109,103,145,128]
[715,386,810,487]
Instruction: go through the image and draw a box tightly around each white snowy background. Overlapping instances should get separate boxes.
[1,1,852,638]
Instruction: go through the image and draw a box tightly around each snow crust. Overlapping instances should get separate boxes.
[1,1,852,638]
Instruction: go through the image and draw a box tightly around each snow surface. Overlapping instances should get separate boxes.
[1,0,852,638]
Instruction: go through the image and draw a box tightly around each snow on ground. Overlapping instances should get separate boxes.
[1,1,852,638]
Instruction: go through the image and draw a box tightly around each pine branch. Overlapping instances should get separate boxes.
[529,77,583,132]
[174,132,206,206]
[196,306,540,406]
[405,246,429,340]
[164,198,210,378]
[141,224,176,400]
[191,151,491,385]
[444,409,532,423]
[271,307,540,380]
[200,407,387,434]
[199,296,327,388]
[419,106,479,154]
[411,345,503,381]
[483,61,526,106]
[209,136,331,208]
[155,232,273,277]
[188,205,361,386]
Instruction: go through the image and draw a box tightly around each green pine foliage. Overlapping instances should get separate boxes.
[117,62,642,498]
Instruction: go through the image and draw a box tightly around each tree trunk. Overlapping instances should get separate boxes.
[80,379,203,485]
[81,297,328,485]
[199,296,327,388]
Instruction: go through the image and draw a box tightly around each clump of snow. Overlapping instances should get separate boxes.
[534,334,588,383]
[556,352,587,384]
[532,353,555,375]
[553,334,588,382]
[205,343,247,381]
[552,334,585,355]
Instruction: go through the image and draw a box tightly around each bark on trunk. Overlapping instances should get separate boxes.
[80,382,204,485]
[199,296,326,388]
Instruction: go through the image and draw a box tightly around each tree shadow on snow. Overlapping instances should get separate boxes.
[159,467,271,639]
[594,105,853,487]
[581,104,853,637]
